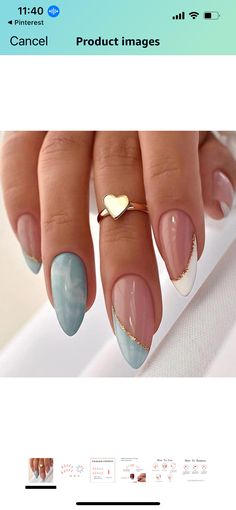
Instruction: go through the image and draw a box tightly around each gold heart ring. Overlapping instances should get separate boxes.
[97,194,148,223]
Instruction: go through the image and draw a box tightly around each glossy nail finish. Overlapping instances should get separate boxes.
[34,471,39,479]
[213,171,234,217]
[51,253,87,336]
[159,210,197,296]
[17,214,41,274]
[112,275,155,369]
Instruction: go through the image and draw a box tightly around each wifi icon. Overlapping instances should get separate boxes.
[189,11,199,19]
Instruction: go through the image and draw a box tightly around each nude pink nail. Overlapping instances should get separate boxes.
[213,171,234,217]
[159,210,197,296]
[17,214,41,274]
[112,275,155,369]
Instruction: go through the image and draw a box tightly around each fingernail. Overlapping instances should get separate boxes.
[17,214,41,274]
[159,210,197,296]
[34,471,39,479]
[51,253,87,336]
[112,275,155,369]
[46,465,50,473]
[213,171,234,217]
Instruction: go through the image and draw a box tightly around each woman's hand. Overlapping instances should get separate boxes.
[29,458,53,480]
[137,472,146,482]
[1,131,235,369]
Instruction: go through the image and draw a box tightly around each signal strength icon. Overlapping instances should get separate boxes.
[189,11,199,19]
[172,11,185,20]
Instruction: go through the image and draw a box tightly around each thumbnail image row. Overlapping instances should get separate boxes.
[28,457,208,484]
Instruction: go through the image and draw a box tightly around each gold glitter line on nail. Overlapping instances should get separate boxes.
[23,251,41,264]
[112,306,149,351]
[172,235,196,282]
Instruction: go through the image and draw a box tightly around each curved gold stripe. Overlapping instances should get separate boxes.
[172,235,196,281]
[112,306,149,351]
[23,251,41,264]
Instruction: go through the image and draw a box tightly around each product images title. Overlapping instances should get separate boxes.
[76,36,160,49]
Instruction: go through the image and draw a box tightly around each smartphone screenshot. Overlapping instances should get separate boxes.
[0,1,235,509]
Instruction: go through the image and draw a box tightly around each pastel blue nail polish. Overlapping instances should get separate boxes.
[51,253,87,336]
[23,251,42,274]
[34,470,39,479]
[112,309,149,369]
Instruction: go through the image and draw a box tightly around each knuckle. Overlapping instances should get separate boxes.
[146,156,187,202]
[103,220,141,247]
[40,133,78,159]
[42,210,74,233]
[96,135,140,173]
[147,156,182,182]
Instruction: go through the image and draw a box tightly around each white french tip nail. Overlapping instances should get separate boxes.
[172,236,198,297]
[220,201,230,217]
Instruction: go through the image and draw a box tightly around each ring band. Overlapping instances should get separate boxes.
[97,194,148,223]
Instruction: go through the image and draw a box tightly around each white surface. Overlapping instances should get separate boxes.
[141,240,236,377]
[206,322,236,377]
[0,56,236,129]
[1,378,236,509]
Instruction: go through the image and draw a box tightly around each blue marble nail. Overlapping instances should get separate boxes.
[34,470,39,479]
[23,251,42,274]
[112,309,149,369]
[51,253,87,336]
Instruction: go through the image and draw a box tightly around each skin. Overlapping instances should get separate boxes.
[29,458,53,480]
[137,472,146,482]
[1,131,236,337]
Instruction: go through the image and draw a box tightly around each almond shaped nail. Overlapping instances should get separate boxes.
[17,214,41,274]
[112,275,155,369]
[213,170,234,217]
[159,210,197,296]
[51,253,87,336]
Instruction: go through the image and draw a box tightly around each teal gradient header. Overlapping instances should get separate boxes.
[0,0,236,54]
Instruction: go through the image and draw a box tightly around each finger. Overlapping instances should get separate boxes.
[94,131,162,369]
[139,131,205,296]
[50,458,54,467]
[44,458,51,474]
[1,131,46,273]
[33,458,39,478]
[38,131,95,336]
[39,459,45,480]
[199,133,236,219]
[138,473,146,482]
[29,458,34,471]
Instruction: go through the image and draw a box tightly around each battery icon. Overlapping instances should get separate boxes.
[204,11,220,20]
